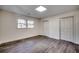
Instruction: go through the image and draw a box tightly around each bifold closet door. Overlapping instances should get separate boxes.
[60,16,74,42]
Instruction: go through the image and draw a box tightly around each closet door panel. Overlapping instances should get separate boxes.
[76,16,79,44]
[60,16,74,42]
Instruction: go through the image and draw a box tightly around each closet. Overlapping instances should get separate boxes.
[60,16,75,42]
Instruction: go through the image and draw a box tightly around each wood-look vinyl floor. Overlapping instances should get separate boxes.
[0,35,79,53]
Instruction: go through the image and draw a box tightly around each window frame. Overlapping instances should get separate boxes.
[17,19,27,29]
[17,19,35,29]
[27,20,34,28]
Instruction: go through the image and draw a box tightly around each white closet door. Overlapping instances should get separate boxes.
[76,15,79,44]
[43,20,49,36]
[60,16,74,42]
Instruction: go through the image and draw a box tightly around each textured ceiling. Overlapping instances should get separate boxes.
[0,5,79,18]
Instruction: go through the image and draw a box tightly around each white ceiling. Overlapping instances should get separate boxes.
[0,5,79,18]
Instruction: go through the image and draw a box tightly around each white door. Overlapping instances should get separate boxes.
[43,20,49,36]
[60,16,74,42]
[76,15,79,44]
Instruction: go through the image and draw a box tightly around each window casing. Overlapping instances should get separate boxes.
[17,19,26,28]
[27,20,34,28]
[17,19,34,29]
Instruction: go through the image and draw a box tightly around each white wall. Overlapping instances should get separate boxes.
[0,10,40,44]
[41,10,79,44]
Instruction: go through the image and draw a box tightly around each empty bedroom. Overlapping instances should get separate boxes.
[0,5,79,53]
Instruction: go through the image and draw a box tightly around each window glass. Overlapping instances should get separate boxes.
[27,20,34,28]
[17,19,26,28]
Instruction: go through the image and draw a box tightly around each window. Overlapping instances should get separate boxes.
[17,19,34,29]
[27,20,34,28]
[17,19,26,28]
